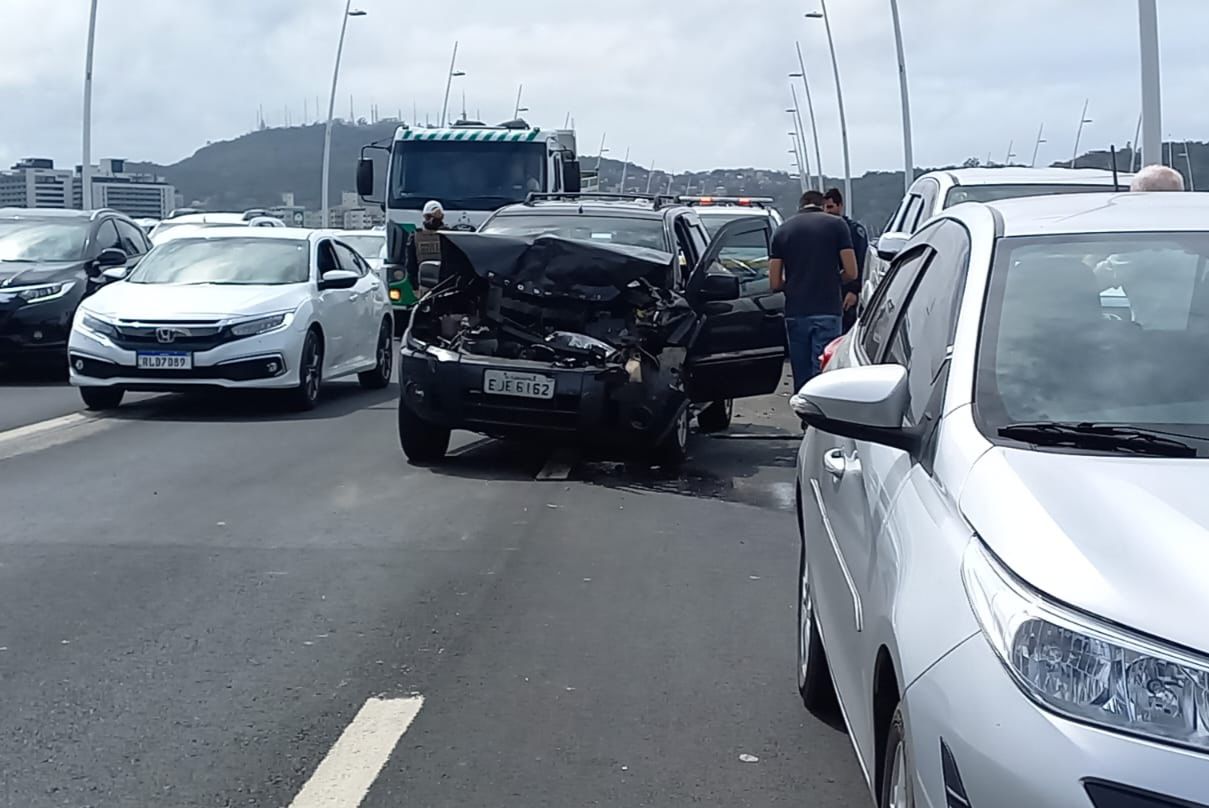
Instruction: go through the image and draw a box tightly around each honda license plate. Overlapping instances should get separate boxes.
[136,351,193,370]
[482,369,554,400]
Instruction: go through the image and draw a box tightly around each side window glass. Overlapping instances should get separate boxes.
[885,220,972,423]
[333,243,364,275]
[901,195,925,234]
[93,220,121,253]
[716,220,771,296]
[317,241,339,274]
[115,220,146,255]
[914,180,940,225]
[687,221,709,258]
[889,195,913,232]
[861,247,929,361]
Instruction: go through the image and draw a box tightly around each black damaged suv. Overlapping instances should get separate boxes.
[396,193,786,465]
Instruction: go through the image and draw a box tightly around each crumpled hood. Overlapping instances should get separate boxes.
[960,446,1209,654]
[83,282,305,320]
[0,261,85,287]
[439,232,674,302]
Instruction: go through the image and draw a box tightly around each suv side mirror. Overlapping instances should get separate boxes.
[698,270,740,302]
[418,260,441,289]
[876,232,910,261]
[356,158,375,199]
[101,266,129,282]
[319,269,360,290]
[87,247,127,278]
[790,364,918,453]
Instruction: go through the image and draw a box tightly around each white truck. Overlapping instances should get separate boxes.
[356,120,583,325]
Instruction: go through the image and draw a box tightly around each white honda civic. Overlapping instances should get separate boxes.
[68,228,394,410]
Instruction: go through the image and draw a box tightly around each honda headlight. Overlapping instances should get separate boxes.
[12,281,75,303]
[963,540,1209,752]
[80,312,118,338]
[230,312,292,337]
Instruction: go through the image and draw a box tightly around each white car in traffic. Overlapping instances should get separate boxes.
[68,228,394,411]
[148,212,287,245]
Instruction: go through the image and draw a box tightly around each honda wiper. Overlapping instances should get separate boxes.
[998,421,1198,457]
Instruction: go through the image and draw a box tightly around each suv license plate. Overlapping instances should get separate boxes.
[483,369,554,400]
[137,351,193,370]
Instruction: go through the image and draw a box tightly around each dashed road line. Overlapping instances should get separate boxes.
[288,695,424,808]
[0,412,118,462]
[536,447,578,481]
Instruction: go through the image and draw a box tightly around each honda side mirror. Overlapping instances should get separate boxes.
[319,269,360,290]
[100,266,129,282]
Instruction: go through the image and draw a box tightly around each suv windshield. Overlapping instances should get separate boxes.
[389,139,547,211]
[944,184,1114,207]
[976,232,1209,443]
[127,237,310,285]
[0,219,87,261]
[481,213,669,251]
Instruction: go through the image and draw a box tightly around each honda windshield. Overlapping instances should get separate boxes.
[127,238,310,285]
[0,219,88,262]
[389,139,547,211]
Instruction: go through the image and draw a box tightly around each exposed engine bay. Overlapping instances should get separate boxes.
[405,231,704,439]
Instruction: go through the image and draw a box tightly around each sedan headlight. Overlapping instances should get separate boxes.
[230,312,292,337]
[963,540,1209,752]
[80,312,118,338]
[8,281,75,303]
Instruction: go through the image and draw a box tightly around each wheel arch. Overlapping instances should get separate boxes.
[872,645,901,799]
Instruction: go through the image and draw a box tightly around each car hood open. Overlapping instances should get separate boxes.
[961,446,1209,655]
[439,231,674,303]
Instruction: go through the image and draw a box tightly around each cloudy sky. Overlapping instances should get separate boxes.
[2,0,1206,176]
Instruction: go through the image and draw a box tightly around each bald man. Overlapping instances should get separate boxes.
[1130,164,1185,192]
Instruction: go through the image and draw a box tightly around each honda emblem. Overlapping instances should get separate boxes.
[156,327,178,344]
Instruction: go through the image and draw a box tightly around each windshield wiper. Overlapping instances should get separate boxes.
[998,421,1198,457]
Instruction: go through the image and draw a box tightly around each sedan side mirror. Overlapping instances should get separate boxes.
[697,270,740,302]
[100,266,129,282]
[875,232,910,262]
[319,269,360,290]
[790,364,918,452]
[418,260,441,289]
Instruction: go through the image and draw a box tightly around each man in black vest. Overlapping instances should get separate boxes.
[405,200,447,295]
[823,188,867,333]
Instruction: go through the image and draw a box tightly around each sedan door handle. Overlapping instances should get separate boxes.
[822,448,860,479]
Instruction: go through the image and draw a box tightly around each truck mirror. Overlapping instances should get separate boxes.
[563,159,581,193]
[356,158,374,198]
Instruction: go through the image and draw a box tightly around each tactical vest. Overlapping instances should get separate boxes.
[414,228,443,262]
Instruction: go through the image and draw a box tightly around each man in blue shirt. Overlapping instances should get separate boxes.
[770,190,859,395]
[824,188,868,333]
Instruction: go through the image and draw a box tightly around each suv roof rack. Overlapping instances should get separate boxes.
[678,195,775,209]
[524,191,682,210]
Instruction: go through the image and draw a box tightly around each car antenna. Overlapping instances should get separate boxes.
[1109,144,1120,191]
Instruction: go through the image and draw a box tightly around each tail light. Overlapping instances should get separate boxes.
[819,335,844,372]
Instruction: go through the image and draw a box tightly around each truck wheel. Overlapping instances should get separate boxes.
[79,386,124,411]
[696,398,733,433]
[398,399,450,464]
[651,406,689,467]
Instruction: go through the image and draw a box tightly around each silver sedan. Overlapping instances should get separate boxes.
[793,191,1209,808]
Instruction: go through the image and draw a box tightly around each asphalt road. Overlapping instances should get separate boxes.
[0,364,157,432]
[0,374,868,807]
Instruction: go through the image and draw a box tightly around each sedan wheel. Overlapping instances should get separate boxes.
[358,320,393,389]
[286,331,323,411]
[797,532,836,713]
[879,708,914,808]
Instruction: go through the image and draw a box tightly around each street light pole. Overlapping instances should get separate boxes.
[1031,123,1047,167]
[322,2,365,229]
[787,85,811,188]
[1184,141,1196,191]
[618,146,630,192]
[81,0,99,211]
[1071,98,1092,168]
[1138,0,1162,167]
[788,135,805,191]
[513,83,523,119]
[595,132,607,172]
[440,41,463,128]
[888,0,914,194]
[793,41,824,191]
[645,162,656,195]
[1004,140,1016,165]
[809,3,852,214]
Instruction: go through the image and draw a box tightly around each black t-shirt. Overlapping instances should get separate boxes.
[771,208,854,317]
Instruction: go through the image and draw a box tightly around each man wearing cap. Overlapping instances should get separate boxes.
[405,200,447,295]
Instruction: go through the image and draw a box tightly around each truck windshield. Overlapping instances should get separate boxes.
[389,139,547,212]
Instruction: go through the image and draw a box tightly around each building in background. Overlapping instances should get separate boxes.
[0,158,74,208]
[72,159,175,219]
[268,192,306,227]
[301,192,383,229]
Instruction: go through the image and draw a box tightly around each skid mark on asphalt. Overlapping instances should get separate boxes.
[289,695,424,808]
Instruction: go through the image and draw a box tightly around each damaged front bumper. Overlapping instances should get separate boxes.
[399,341,687,449]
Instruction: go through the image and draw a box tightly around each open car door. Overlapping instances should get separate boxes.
[684,216,785,403]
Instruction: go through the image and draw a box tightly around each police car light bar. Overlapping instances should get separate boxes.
[678,196,775,208]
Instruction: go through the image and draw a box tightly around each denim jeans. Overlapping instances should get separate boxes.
[785,314,842,394]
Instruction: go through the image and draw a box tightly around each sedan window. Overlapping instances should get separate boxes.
[127,237,311,285]
[976,232,1209,443]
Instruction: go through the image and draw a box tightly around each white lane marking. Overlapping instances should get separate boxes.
[446,436,495,457]
[288,695,424,808]
[0,412,117,462]
[536,448,578,481]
